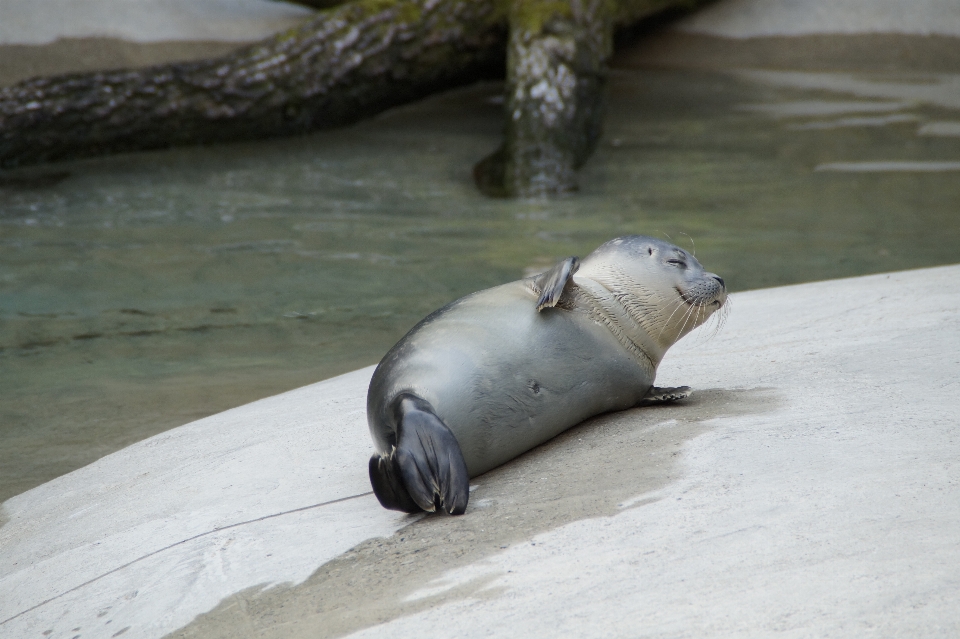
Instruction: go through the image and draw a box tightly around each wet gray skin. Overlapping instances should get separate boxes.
[367,236,726,514]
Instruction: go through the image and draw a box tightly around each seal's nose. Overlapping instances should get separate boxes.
[710,274,725,289]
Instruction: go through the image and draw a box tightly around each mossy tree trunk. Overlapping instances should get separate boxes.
[475,0,699,196]
[474,0,613,196]
[0,0,705,194]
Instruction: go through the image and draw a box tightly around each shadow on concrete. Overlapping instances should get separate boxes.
[168,386,780,639]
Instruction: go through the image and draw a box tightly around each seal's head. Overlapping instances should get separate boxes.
[576,235,727,356]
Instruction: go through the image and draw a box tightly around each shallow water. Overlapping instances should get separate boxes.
[2,65,959,502]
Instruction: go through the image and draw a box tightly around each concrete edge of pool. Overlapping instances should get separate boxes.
[1,264,958,639]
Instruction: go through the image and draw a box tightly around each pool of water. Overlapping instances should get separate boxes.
[2,63,959,502]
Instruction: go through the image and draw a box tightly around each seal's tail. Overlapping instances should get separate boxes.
[368,394,469,515]
[368,454,422,514]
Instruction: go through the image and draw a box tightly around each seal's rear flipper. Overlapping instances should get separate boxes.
[638,385,692,406]
[389,394,469,515]
[535,256,580,311]
[369,453,423,514]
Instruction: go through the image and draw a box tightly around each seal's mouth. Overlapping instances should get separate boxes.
[676,288,724,308]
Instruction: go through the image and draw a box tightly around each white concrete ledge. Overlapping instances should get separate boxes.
[0,0,313,46]
[2,264,959,638]
[0,366,407,638]
[676,0,960,38]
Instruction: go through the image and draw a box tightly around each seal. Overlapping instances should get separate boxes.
[367,235,727,515]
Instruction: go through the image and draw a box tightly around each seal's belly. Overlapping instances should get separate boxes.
[370,282,653,475]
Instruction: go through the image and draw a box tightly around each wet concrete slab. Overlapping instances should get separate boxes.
[614,0,960,74]
[0,0,312,86]
[0,0,313,45]
[2,264,959,638]
[0,38,250,88]
[613,32,960,74]
[673,0,960,38]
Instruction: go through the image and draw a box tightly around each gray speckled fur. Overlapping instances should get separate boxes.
[367,235,726,479]
[368,280,653,477]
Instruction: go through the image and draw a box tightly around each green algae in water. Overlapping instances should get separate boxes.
[1,67,959,502]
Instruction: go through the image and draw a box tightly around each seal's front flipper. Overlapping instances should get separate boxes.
[369,453,423,514]
[535,256,580,311]
[638,385,692,407]
[391,394,469,515]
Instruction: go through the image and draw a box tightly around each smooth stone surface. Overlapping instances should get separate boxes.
[0,0,313,45]
[3,264,959,638]
[617,0,960,74]
[0,367,412,638]
[0,39,252,87]
[0,0,312,85]
[676,0,960,37]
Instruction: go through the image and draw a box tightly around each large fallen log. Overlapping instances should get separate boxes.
[0,0,508,169]
[0,0,704,193]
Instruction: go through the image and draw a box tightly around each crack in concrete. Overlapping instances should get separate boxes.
[0,492,373,627]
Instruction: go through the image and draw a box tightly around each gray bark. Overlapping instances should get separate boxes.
[475,0,612,196]
[475,0,700,196]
